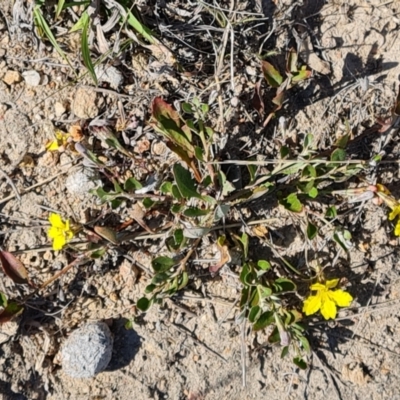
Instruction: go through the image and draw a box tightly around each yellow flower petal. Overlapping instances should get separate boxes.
[325,278,339,289]
[49,213,65,228]
[320,297,337,320]
[328,289,353,307]
[394,219,400,237]
[303,295,322,316]
[52,235,66,250]
[310,282,326,291]
[389,205,400,221]
[46,140,59,151]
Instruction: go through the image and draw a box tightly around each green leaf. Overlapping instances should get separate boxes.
[201,103,209,114]
[142,198,154,208]
[274,278,296,292]
[173,163,202,199]
[248,306,261,323]
[145,284,157,293]
[152,256,175,273]
[259,286,272,298]
[280,146,289,158]
[136,297,151,312]
[308,187,318,198]
[55,0,66,18]
[302,165,316,178]
[0,292,7,309]
[33,5,69,65]
[125,177,142,191]
[268,326,281,344]
[291,66,312,83]
[281,346,289,358]
[299,335,310,353]
[240,263,250,285]
[205,127,214,139]
[239,233,249,259]
[182,102,194,114]
[331,148,346,162]
[257,260,271,270]
[326,206,337,219]
[184,207,210,217]
[261,61,283,87]
[293,357,308,370]
[171,204,183,214]
[81,13,98,84]
[0,302,23,323]
[160,181,173,194]
[152,272,171,285]
[178,271,189,290]
[171,184,183,200]
[282,193,303,212]
[194,146,204,161]
[253,311,274,331]
[126,7,157,44]
[306,222,318,240]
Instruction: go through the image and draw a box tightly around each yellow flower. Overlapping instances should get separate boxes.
[389,205,400,236]
[48,213,74,250]
[46,130,70,151]
[303,279,353,320]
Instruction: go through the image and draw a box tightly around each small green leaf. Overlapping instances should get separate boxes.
[331,148,346,162]
[171,204,183,214]
[142,198,155,208]
[205,127,213,139]
[281,346,289,358]
[181,102,194,114]
[239,233,249,259]
[173,164,202,199]
[201,103,209,114]
[253,311,274,331]
[261,61,283,87]
[306,222,318,240]
[248,306,261,323]
[145,284,157,293]
[293,357,308,370]
[257,260,271,270]
[240,263,250,285]
[172,185,183,200]
[152,272,171,284]
[274,278,296,292]
[282,193,303,212]
[326,206,337,219]
[308,187,318,198]
[152,256,175,273]
[160,181,173,194]
[125,177,142,191]
[0,292,7,309]
[137,297,151,312]
[259,286,272,298]
[89,247,107,259]
[184,207,210,217]
[0,302,23,323]
[194,146,204,161]
[178,271,189,290]
[280,146,290,158]
[299,335,310,353]
[81,13,97,84]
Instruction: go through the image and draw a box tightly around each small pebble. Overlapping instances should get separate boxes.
[3,70,21,85]
[22,70,41,86]
[54,102,66,117]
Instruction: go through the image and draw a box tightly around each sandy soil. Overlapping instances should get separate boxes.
[1,1,400,399]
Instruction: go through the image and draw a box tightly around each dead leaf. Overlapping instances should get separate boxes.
[131,203,154,234]
[0,251,29,285]
[209,236,231,275]
[252,80,264,116]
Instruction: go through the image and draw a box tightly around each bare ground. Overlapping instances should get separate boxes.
[1,1,400,399]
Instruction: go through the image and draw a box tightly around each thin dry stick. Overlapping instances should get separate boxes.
[0,168,71,205]
[240,320,247,387]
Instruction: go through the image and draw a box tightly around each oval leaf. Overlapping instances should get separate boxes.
[152,256,175,273]
[136,297,151,312]
[253,311,274,331]
[0,302,23,324]
[173,163,202,199]
[0,251,29,284]
[261,61,283,87]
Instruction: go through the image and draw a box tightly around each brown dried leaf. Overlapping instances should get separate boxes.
[0,251,29,285]
[252,80,264,116]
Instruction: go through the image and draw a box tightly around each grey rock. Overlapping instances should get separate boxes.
[61,322,113,378]
[22,70,41,86]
